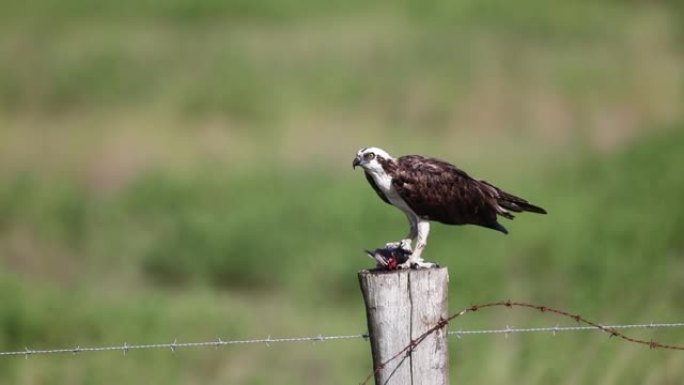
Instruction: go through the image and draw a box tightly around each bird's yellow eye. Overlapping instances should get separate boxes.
[366,152,376,160]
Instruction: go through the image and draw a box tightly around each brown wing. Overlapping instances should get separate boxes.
[391,156,507,232]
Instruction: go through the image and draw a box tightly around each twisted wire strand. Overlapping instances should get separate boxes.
[449,322,684,337]
[2,321,683,358]
[360,301,684,385]
[0,334,369,358]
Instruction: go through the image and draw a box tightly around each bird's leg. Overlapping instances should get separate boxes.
[401,220,438,269]
[384,214,418,252]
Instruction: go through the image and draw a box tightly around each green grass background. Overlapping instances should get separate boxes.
[1,0,683,383]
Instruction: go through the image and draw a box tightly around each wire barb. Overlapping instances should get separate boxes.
[0,302,681,365]
[360,301,684,385]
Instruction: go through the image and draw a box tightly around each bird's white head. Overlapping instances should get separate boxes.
[352,147,393,174]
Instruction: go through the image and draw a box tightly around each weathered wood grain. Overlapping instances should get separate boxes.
[359,268,449,385]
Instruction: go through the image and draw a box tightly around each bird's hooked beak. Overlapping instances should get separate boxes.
[352,156,361,169]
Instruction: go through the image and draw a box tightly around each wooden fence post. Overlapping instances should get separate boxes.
[358,268,449,385]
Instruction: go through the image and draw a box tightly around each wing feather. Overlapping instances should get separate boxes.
[390,155,546,233]
[391,156,500,228]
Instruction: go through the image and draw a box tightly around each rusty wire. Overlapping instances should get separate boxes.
[1,299,682,385]
[2,319,682,359]
[360,301,684,385]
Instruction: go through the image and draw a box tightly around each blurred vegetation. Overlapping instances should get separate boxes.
[0,0,683,384]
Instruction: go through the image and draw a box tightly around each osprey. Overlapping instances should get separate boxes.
[353,147,547,268]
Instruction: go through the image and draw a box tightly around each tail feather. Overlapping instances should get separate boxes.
[485,221,509,234]
[515,201,547,214]
[481,180,548,215]
[500,199,547,214]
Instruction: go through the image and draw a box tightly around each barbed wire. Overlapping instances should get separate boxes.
[360,301,684,385]
[449,322,684,338]
[0,334,369,358]
[1,317,682,359]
